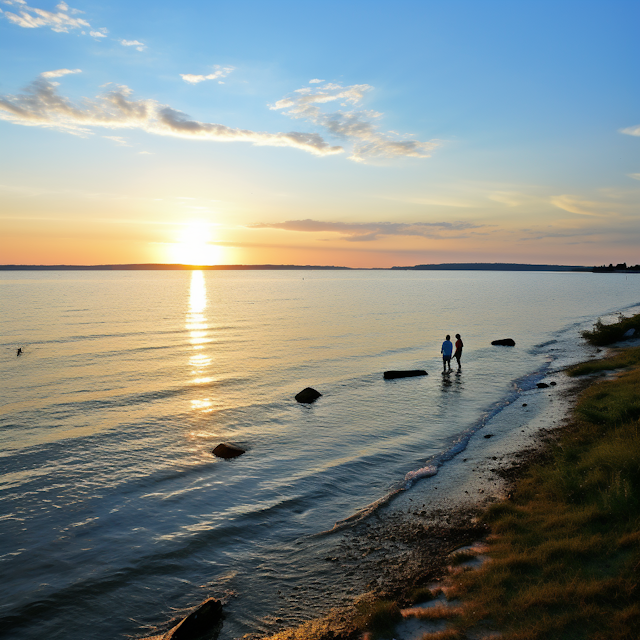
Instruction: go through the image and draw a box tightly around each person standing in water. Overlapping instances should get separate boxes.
[453,334,463,369]
[441,335,453,372]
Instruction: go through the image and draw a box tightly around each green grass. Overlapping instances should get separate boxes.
[447,353,640,639]
[580,313,640,346]
[568,346,640,377]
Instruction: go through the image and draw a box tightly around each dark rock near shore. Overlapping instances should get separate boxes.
[491,338,516,346]
[550,381,557,386]
[536,382,549,389]
[383,370,428,380]
[165,598,223,640]
[212,443,246,459]
[295,387,322,403]
[484,434,493,439]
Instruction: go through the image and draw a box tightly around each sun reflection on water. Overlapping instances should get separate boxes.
[187,271,216,413]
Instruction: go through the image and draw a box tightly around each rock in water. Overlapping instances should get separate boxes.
[212,443,246,459]
[165,598,223,640]
[491,338,516,346]
[295,387,322,403]
[383,370,428,380]
[536,382,549,389]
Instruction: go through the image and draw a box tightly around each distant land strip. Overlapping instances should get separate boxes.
[1,263,638,272]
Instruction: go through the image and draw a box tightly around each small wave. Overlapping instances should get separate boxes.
[404,465,437,486]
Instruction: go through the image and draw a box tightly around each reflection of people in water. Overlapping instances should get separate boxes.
[453,334,463,369]
[16,347,22,356]
[441,335,453,372]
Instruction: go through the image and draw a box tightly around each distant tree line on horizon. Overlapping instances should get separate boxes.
[592,263,640,273]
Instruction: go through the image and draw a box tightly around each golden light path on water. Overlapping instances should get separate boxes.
[187,270,215,413]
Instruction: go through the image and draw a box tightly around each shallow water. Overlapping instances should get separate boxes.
[1,270,639,639]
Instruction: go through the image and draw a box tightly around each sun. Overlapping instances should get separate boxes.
[169,221,222,265]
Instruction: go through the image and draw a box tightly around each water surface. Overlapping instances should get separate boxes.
[1,270,638,639]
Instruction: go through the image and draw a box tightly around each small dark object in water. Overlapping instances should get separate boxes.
[166,598,224,640]
[522,403,527,407]
[383,370,428,380]
[484,434,493,439]
[16,348,22,356]
[491,338,516,346]
[212,443,246,459]
[550,381,557,386]
[537,382,549,389]
[295,387,322,403]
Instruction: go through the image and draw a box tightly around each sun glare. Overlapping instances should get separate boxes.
[170,221,222,265]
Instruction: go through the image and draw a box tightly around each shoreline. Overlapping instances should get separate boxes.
[245,340,629,640]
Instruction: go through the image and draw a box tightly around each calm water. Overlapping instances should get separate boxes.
[1,270,639,639]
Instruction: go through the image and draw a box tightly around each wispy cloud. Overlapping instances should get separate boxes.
[90,28,107,38]
[309,79,325,84]
[181,65,235,84]
[550,195,616,217]
[629,173,640,181]
[270,82,439,162]
[620,125,640,137]
[103,135,130,146]
[120,39,145,52]
[250,219,481,241]
[0,74,344,157]
[40,68,81,79]
[1,0,90,32]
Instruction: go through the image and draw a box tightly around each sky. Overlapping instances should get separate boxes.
[0,0,639,268]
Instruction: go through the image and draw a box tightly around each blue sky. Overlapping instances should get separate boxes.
[1,0,639,267]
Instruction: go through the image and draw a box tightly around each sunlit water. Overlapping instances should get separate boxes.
[1,270,639,639]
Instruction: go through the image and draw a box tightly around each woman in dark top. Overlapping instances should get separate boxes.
[453,334,463,369]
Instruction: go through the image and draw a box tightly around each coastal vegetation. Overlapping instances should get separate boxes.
[580,313,640,347]
[444,338,640,639]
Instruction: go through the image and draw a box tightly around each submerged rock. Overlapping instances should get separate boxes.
[491,338,516,346]
[212,443,246,459]
[165,598,223,640]
[536,382,549,389]
[383,370,428,380]
[295,387,322,403]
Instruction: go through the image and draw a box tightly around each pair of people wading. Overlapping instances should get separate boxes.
[441,334,463,372]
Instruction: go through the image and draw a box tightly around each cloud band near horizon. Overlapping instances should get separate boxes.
[250,219,482,241]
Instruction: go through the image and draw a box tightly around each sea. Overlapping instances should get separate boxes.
[1,269,639,640]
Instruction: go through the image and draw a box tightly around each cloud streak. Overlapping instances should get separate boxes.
[0,74,344,157]
[250,219,481,241]
[120,39,145,51]
[181,65,235,84]
[1,0,89,32]
[270,82,439,162]
[620,124,640,137]
[550,195,616,217]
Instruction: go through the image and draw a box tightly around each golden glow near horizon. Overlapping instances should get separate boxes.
[169,221,223,266]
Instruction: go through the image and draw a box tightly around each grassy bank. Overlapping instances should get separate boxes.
[258,319,640,640]
[445,345,640,638]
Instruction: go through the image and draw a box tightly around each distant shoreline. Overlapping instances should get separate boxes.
[0,262,617,272]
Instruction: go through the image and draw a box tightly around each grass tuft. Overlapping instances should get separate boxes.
[354,598,402,639]
[410,586,438,604]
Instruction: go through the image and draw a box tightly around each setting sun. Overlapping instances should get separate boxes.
[168,221,223,265]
